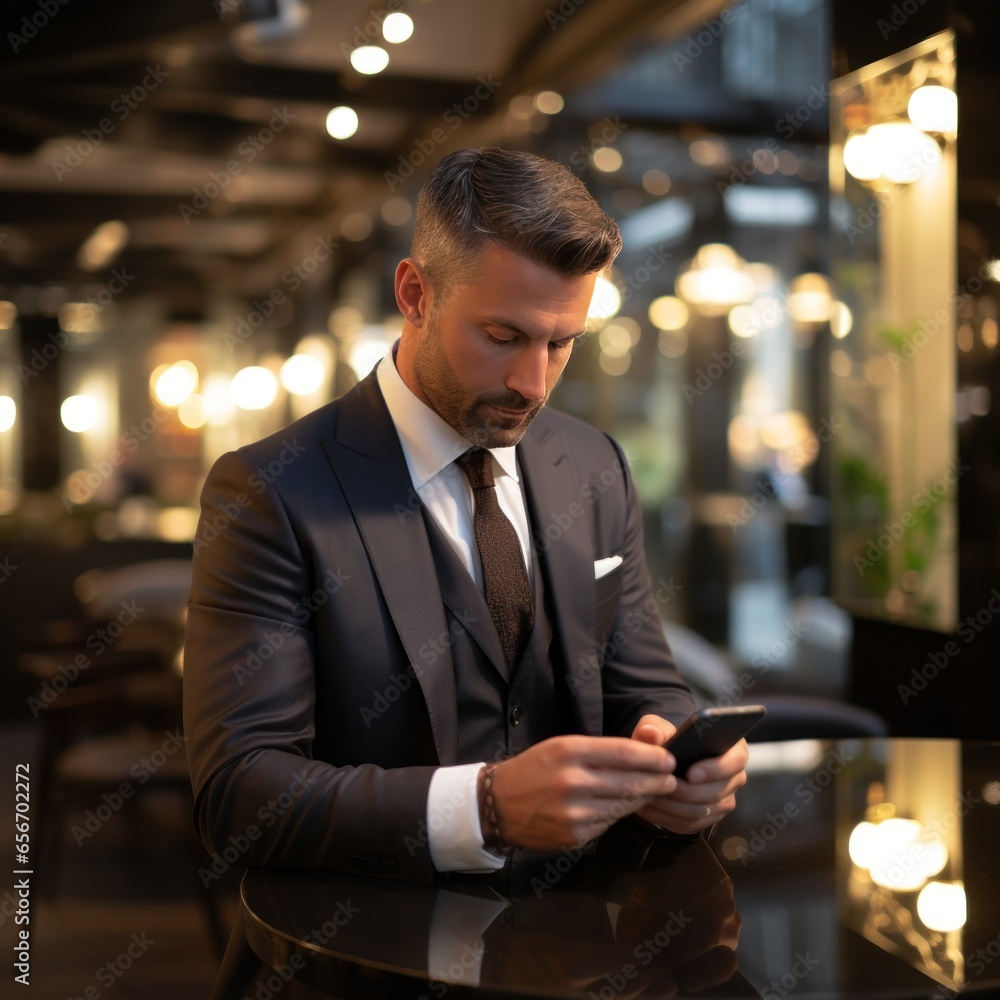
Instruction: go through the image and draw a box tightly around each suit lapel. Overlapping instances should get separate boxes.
[518,417,602,736]
[320,373,459,766]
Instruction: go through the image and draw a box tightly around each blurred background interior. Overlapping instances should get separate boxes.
[1,0,999,995]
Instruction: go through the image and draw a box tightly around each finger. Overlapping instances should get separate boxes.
[638,795,735,835]
[569,765,678,802]
[684,739,750,783]
[632,723,666,746]
[576,792,655,828]
[630,714,677,745]
[567,735,676,772]
[668,769,746,805]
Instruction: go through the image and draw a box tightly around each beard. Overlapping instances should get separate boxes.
[412,315,548,448]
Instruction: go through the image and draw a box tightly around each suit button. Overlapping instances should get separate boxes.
[350,856,363,871]
[382,857,398,874]
[365,856,381,873]
[509,706,522,726]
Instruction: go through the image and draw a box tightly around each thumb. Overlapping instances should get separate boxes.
[630,714,677,747]
[633,723,667,746]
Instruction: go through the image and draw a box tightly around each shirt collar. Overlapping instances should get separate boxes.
[376,340,520,489]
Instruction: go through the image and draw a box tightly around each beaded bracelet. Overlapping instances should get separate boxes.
[477,762,511,852]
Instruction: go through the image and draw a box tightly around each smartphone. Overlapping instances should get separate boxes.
[664,705,767,778]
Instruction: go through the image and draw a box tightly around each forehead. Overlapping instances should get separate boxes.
[450,243,598,316]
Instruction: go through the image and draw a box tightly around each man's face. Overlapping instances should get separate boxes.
[397,242,598,448]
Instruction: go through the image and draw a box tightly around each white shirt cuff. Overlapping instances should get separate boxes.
[427,763,506,873]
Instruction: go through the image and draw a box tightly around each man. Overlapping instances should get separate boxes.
[184,147,748,992]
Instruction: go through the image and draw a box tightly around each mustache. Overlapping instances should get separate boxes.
[477,392,541,413]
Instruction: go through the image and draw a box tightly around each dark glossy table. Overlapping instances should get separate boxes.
[242,738,1000,999]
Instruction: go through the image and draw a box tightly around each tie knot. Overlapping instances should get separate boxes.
[456,448,494,491]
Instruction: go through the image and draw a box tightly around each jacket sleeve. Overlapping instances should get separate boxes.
[182,449,437,882]
[596,437,697,737]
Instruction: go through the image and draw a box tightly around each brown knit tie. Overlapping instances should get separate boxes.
[456,448,534,669]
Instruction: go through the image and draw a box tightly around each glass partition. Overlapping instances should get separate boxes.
[829,31,958,632]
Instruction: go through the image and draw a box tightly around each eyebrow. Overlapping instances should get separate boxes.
[482,319,587,340]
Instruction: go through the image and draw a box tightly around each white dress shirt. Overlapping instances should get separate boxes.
[376,345,533,872]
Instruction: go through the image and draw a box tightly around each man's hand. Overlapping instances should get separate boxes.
[488,735,678,850]
[630,714,748,835]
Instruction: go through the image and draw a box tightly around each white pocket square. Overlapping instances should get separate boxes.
[594,555,623,579]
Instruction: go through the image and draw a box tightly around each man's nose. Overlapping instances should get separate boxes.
[505,343,549,402]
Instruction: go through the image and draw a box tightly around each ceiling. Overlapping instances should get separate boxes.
[0,0,727,316]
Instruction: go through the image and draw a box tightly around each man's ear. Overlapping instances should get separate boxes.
[394,258,431,328]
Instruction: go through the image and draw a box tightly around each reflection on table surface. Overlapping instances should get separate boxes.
[243,738,1000,999]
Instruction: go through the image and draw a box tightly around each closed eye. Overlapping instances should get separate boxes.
[486,332,517,346]
[551,336,579,350]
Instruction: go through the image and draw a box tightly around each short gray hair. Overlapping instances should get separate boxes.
[410,147,621,295]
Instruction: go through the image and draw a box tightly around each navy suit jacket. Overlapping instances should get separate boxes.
[183,369,695,883]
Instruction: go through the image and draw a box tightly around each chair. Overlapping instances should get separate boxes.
[25,557,226,954]
[73,558,192,672]
[33,673,228,955]
[19,558,192,693]
[663,620,888,741]
[743,693,887,741]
